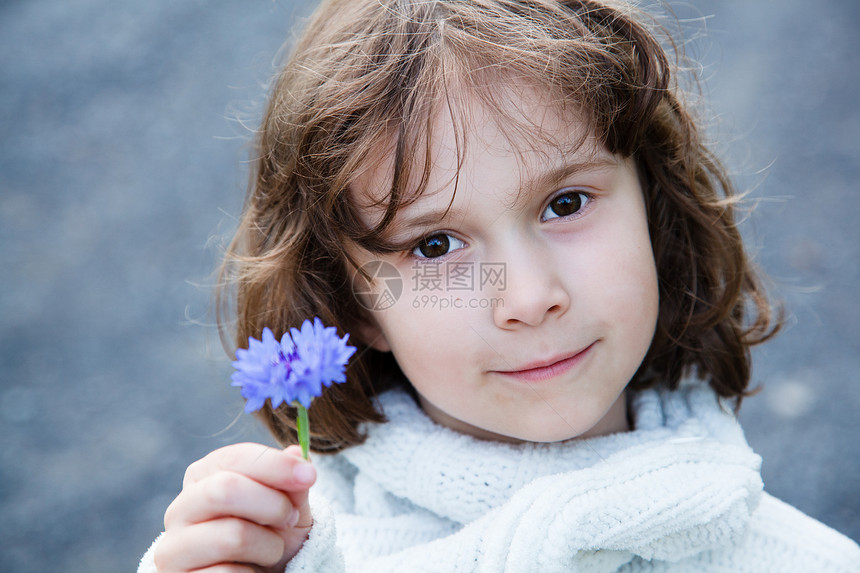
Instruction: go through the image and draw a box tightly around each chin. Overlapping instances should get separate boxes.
[511,407,630,442]
[504,424,593,444]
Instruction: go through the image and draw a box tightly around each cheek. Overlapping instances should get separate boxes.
[610,239,660,341]
[380,320,462,399]
[585,216,659,333]
[375,303,465,365]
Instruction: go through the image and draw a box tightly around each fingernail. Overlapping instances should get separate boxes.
[293,461,315,484]
[287,508,300,527]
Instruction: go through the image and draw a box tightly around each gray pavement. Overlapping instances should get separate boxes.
[1,1,858,571]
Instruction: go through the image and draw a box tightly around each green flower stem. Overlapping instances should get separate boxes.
[296,403,310,460]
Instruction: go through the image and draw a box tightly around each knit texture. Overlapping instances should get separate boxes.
[139,382,860,572]
[304,382,859,571]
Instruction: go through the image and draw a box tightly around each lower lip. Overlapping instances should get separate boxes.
[493,343,595,383]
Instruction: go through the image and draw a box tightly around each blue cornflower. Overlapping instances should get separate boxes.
[231,318,356,413]
[288,317,357,407]
[231,318,356,460]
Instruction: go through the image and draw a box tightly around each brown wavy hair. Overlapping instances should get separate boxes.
[217,0,781,452]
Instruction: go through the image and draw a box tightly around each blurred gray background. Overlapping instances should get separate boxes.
[1,1,857,571]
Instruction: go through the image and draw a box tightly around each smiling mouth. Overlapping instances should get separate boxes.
[492,342,596,383]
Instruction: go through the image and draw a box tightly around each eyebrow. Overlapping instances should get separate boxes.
[394,156,619,231]
[395,204,466,233]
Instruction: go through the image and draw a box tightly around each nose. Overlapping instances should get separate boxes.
[490,239,570,329]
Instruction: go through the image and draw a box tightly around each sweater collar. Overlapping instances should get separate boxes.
[342,382,762,559]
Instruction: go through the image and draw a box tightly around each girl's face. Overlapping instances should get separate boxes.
[350,88,659,443]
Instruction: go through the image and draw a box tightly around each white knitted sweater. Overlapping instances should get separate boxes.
[140,382,860,572]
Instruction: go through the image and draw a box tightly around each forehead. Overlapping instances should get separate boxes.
[349,81,598,223]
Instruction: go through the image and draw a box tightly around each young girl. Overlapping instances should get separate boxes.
[141,1,860,571]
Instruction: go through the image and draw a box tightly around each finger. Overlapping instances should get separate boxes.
[154,518,285,572]
[183,443,316,493]
[187,565,256,573]
[165,471,297,530]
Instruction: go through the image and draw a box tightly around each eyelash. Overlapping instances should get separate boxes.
[407,189,595,260]
[540,189,593,222]
[410,233,466,260]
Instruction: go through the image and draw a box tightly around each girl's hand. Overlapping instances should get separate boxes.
[153,443,316,573]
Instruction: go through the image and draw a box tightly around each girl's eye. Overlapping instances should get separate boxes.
[541,190,590,221]
[412,233,465,259]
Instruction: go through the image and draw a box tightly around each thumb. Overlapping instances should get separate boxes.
[266,445,316,569]
[283,445,315,528]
